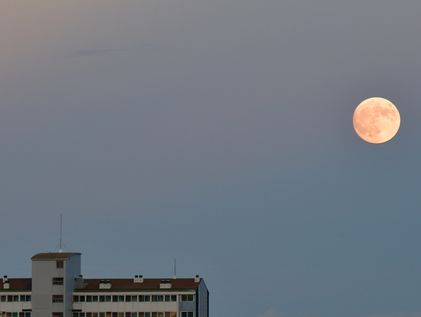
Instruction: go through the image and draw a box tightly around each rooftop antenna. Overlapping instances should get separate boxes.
[173,258,177,279]
[59,213,63,253]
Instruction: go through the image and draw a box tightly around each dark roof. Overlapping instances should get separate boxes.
[0,278,31,292]
[31,252,81,260]
[0,277,200,292]
[75,278,200,292]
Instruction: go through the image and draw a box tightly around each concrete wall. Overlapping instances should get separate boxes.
[74,294,179,313]
[32,255,81,317]
[178,292,196,317]
[32,260,62,316]
[0,292,32,314]
[197,280,209,317]
[64,256,81,317]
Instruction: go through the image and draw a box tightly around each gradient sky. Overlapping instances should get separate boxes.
[1,1,421,317]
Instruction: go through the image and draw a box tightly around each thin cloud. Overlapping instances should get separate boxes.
[67,48,127,58]
[364,313,421,317]
[258,310,287,317]
[257,312,421,317]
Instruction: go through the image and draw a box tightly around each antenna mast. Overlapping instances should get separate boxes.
[59,214,63,253]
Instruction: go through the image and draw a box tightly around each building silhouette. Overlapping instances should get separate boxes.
[0,252,209,317]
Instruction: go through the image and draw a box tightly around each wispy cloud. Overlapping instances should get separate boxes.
[67,48,127,58]
[364,313,421,317]
[257,311,421,317]
[257,310,287,317]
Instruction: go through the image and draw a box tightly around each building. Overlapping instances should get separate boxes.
[0,252,209,317]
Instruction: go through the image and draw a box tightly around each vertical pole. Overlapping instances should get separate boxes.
[59,214,63,253]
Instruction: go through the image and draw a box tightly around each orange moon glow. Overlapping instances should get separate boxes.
[353,97,401,144]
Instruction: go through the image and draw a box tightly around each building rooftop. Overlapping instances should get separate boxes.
[75,278,201,292]
[0,278,32,292]
[0,278,200,292]
[31,252,81,260]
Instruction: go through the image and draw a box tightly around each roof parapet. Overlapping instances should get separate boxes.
[133,275,144,283]
[160,279,172,289]
[2,276,9,289]
[99,280,112,289]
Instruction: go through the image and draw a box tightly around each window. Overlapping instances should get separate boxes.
[79,295,86,302]
[124,295,138,302]
[86,295,92,302]
[92,295,99,302]
[100,295,105,302]
[53,277,64,285]
[181,295,194,302]
[151,295,163,302]
[0,295,5,302]
[52,294,64,303]
[181,313,193,317]
[171,295,177,302]
[26,295,31,301]
[105,295,112,302]
[73,295,79,302]
[52,313,64,317]
[56,260,64,268]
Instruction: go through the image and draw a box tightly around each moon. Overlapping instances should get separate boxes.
[353,97,401,144]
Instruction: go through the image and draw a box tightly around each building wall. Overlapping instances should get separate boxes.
[178,295,195,317]
[197,281,208,317]
[73,292,194,315]
[0,292,32,314]
[64,256,81,317]
[32,255,81,317]
[74,295,178,312]
[32,260,62,316]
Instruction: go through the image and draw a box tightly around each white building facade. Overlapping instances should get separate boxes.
[0,253,209,317]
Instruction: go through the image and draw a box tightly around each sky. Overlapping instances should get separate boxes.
[1,1,421,317]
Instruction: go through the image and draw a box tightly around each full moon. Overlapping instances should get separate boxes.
[353,97,401,144]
